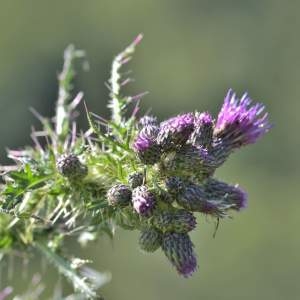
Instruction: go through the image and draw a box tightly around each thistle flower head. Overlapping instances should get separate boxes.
[56,153,88,180]
[155,189,175,204]
[190,112,214,148]
[128,172,144,189]
[107,184,132,207]
[177,183,230,217]
[133,125,161,165]
[152,209,196,233]
[204,178,248,211]
[195,111,213,126]
[157,113,194,151]
[164,146,215,181]
[162,232,197,277]
[165,176,185,195]
[132,185,155,216]
[138,115,158,128]
[215,89,271,148]
[139,227,162,252]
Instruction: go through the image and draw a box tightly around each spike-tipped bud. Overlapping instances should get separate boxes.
[128,172,144,189]
[56,154,88,180]
[139,227,162,252]
[204,178,248,210]
[157,113,194,151]
[133,125,161,165]
[107,184,132,207]
[165,177,186,196]
[162,232,197,277]
[177,183,232,217]
[152,209,196,233]
[214,89,271,149]
[132,185,155,216]
[163,146,216,180]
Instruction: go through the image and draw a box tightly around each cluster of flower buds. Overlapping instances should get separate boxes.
[107,89,270,277]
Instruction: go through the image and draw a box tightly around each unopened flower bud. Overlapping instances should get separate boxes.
[107,184,132,207]
[139,227,162,252]
[133,125,161,165]
[163,146,215,180]
[204,178,248,210]
[56,154,88,180]
[132,185,155,216]
[165,177,185,196]
[162,232,197,277]
[128,172,144,189]
[177,183,231,217]
[157,113,194,151]
[152,209,196,233]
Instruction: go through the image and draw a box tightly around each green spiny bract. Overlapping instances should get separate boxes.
[0,34,271,298]
[139,227,162,252]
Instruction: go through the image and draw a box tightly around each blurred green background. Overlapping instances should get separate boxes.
[0,0,299,299]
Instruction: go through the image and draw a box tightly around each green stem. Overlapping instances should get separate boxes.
[35,240,101,299]
[56,45,85,142]
[109,34,143,124]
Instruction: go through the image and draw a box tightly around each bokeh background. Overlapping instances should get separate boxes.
[0,1,299,299]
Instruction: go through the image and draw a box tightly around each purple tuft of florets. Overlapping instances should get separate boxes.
[157,113,194,151]
[133,125,158,151]
[214,89,271,148]
[194,112,213,127]
[133,125,161,164]
[132,185,155,216]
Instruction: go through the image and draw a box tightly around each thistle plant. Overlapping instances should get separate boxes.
[0,35,271,299]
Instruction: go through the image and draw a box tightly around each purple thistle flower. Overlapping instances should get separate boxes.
[214,89,271,148]
[133,125,161,165]
[190,112,214,148]
[204,178,248,211]
[162,232,197,277]
[157,113,194,151]
[132,185,155,216]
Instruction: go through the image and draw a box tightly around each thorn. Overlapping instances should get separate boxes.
[69,91,84,111]
[213,218,220,238]
[29,107,45,123]
[133,33,144,46]
[130,91,149,102]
